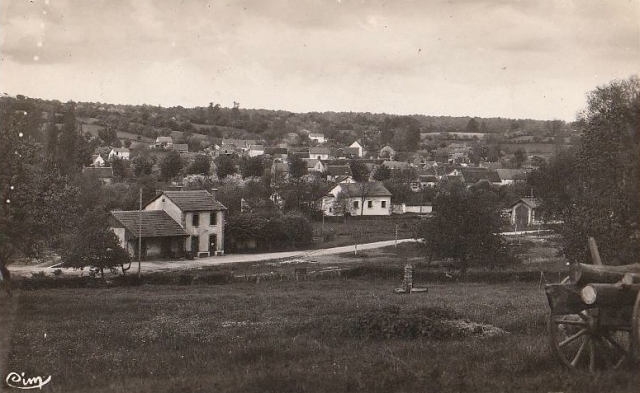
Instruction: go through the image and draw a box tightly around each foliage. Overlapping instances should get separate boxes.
[60,208,131,278]
[131,154,154,177]
[0,100,80,268]
[215,154,237,179]
[186,154,211,175]
[528,76,639,264]
[239,156,266,178]
[417,182,510,272]
[288,155,307,179]
[349,160,370,182]
[565,76,639,264]
[159,150,182,181]
[372,164,391,181]
[225,211,313,252]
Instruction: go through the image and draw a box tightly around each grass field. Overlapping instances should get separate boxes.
[2,275,637,392]
[310,216,419,249]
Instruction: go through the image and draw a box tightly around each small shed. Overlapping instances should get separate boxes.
[509,198,539,228]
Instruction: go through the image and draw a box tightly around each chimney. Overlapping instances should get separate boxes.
[211,188,218,201]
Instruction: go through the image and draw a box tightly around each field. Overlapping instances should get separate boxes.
[2,255,638,392]
[310,216,419,249]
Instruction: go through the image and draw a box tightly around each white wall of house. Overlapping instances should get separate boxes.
[393,204,433,214]
[145,197,184,227]
[322,195,391,216]
[310,134,326,144]
[350,141,363,157]
[183,211,225,256]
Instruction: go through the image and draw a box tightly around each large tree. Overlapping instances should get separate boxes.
[0,99,79,269]
[564,76,639,264]
[160,150,183,181]
[60,208,131,279]
[417,182,509,272]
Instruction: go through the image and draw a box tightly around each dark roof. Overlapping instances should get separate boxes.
[156,190,227,212]
[460,168,501,184]
[325,165,352,177]
[82,166,114,178]
[339,182,392,197]
[511,197,539,209]
[111,210,188,238]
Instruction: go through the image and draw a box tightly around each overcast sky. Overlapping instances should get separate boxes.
[1,0,638,120]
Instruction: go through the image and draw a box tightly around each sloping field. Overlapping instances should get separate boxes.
[2,278,636,393]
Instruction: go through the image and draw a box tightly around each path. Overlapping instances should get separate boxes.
[8,238,416,277]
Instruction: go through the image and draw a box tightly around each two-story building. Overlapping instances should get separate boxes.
[110,190,227,259]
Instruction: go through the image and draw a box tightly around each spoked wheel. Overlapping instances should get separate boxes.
[548,308,633,372]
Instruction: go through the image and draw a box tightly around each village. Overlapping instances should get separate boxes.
[1,1,638,392]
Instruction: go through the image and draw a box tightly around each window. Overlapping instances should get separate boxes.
[367,201,373,208]
[210,212,217,226]
[192,213,199,227]
[381,201,386,208]
[353,201,359,209]
[329,207,333,213]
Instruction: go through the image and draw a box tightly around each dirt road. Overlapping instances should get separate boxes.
[9,238,416,277]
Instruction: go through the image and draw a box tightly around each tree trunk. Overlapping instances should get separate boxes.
[569,263,640,285]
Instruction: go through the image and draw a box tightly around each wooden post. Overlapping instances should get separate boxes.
[587,237,603,266]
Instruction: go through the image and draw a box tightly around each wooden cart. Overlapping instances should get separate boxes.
[545,239,640,373]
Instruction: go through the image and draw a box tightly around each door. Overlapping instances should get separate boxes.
[209,235,217,254]
[191,236,199,254]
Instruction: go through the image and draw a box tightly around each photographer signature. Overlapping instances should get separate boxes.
[5,372,51,390]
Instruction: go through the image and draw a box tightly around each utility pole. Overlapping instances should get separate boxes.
[138,188,142,278]
[395,223,398,248]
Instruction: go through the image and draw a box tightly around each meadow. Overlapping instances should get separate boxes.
[2,274,637,392]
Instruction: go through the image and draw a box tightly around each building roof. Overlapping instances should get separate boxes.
[325,164,352,177]
[496,169,526,181]
[272,162,290,173]
[82,166,114,178]
[382,160,411,170]
[156,136,173,143]
[111,210,189,238]
[111,147,130,153]
[309,133,324,138]
[170,144,188,153]
[309,147,331,155]
[338,182,392,198]
[153,190,227,212]
[460,168,501,184]
[511,197,539,209]
[303,158,322,169]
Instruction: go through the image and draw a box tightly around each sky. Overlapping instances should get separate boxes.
[1,0,638,121]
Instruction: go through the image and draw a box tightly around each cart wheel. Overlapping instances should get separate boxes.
[548,308,632,372]
[633,292,640,362]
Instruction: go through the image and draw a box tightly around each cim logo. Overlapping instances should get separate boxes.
[5,372,51,390]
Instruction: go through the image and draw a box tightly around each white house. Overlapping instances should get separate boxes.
[321,182,392,216]
[303,158,325,173]
[350,141,364,157]
[309,133,326,144]
[155,136,173,149]
[108,147,130,160]
[91,154,106,167]
[248,144,265,157]
[309,147,331,160]
[110,190,227,259]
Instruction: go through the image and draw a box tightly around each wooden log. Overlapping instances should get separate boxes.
[588,237,603,266]
[580,283,640,307]
[545,283,588,315]
[569,263,640,285]
[621,273,640,286]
